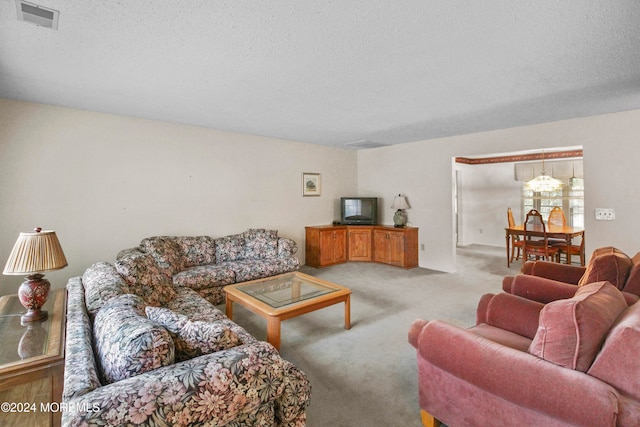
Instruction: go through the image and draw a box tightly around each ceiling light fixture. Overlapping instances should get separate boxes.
[526,151,563,192]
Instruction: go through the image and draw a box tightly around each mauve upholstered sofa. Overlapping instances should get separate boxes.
[409,281,640,426]
[503,246,640,306]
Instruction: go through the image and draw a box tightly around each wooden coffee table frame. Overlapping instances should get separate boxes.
[225,272,351,350]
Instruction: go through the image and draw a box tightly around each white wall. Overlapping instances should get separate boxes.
[455,161,522,247]
[0,98,357,295]
[359,109,640,273]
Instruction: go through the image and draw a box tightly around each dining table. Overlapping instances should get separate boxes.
[505,223,585,267]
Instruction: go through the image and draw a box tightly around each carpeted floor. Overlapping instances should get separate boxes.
[220,244,518,426]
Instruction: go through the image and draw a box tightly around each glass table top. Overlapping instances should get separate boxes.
[237,274,337,308]
[0,290,62,366]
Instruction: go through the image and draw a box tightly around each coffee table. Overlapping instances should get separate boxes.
[224,272,351,350]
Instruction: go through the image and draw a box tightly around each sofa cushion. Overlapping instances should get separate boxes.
[115,248,177,307]
[528,281,627,372]
[172,264,236,290]
[588,300,640,401]
[174,236,216,267]
[146,306,242,361]
[81,262,130,316]
[623,252,640,296]
[93,294,175,384]
[139,236,184,277]
[244,228,279,259]
[578,247,633,290]
[215,233,246,262]
[224,258,298,283]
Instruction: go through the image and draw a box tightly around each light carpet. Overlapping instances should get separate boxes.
[220,245,517,426]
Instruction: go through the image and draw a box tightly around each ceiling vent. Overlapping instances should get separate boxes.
[16,1,59,30]
[344,140,389,149]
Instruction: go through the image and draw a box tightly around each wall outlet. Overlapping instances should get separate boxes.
[420,244,425,251]
[595,208,615,221]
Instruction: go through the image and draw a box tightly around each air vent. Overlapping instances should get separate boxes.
[16,0,59,30]
[344,140,389,149]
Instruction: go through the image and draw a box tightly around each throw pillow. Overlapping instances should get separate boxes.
[146,306,242,361]
[174,236,216,267]
[82,262,130,316]
[115,249,177,307]
[578,247,632,290]
[528,281,627,372]
[215,233,246,262]
[139,236,184,277]
[93,294,175,384]
[244,228,279,259]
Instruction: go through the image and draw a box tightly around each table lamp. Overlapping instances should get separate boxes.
[3,228,67,323]
[391,194,410,228]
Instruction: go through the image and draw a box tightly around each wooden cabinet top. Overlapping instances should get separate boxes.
[306,225,418,231]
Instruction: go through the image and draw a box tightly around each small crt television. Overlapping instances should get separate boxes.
[340,197,378,225]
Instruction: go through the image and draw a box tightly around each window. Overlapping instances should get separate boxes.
[522,177,584,226]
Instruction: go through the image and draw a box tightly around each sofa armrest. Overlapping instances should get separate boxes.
[510,274,578,303]
[278,237,298,258]
[416,320,619,426]
[529,260,586,284]
[63,341,310,426]
[476,293,544,339]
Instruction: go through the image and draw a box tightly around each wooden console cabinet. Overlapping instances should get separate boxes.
[305,225,418,268]
[373,227,419,268]
[305,226,347,267]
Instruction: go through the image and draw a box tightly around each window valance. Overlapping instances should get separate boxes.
[514,159,583,182]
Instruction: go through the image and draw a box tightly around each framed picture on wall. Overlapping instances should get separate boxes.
[302,172,321,196]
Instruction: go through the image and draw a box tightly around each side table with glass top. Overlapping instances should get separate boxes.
[0,288,66,427]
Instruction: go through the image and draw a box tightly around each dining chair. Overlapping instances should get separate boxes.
[548,206,566,226]
[507,207,524,266]
[547,206,585,265]
[523,209,559,265]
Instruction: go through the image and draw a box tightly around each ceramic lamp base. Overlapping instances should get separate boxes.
[393,210,408,228]
[18,274,50,323]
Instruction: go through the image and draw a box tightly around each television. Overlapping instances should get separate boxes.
[340,197,378,225]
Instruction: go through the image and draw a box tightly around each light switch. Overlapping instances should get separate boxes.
[595,208,615,221]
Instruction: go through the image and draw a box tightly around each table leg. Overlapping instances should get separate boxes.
[225,297,233,319]
[505,232,511,267]
[344,295,351,330]
[565,235,572,264]
[267,316,281,351]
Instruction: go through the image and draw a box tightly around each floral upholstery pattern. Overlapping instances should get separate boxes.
[63,277,101,401]
[93,294,175,384]
[173,264,236,290]
[225,258,301,283]
[245,228,279,259]
[81,261,130,316]
[129,230,300,306]
[278,238,298,258]
[215,233,246,262]
[115,248,178,306]
[63,276,311,427]
[175,235,216,267]
[140,236,185,277]
[146,306,243,361]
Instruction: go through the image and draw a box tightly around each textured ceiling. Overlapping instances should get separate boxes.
[2,1,640,149]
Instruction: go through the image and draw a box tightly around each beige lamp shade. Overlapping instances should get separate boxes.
[3,229,68,275]
[391,195,410,210]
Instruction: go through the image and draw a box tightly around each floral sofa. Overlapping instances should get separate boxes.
[116,229,300,305]
[62,239,310,426]
[62,230,311,427]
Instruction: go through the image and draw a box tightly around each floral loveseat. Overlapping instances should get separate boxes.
[62,248,310,425]
[117,229,300,305]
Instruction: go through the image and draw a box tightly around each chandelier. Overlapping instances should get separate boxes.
[526,151,563,192]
